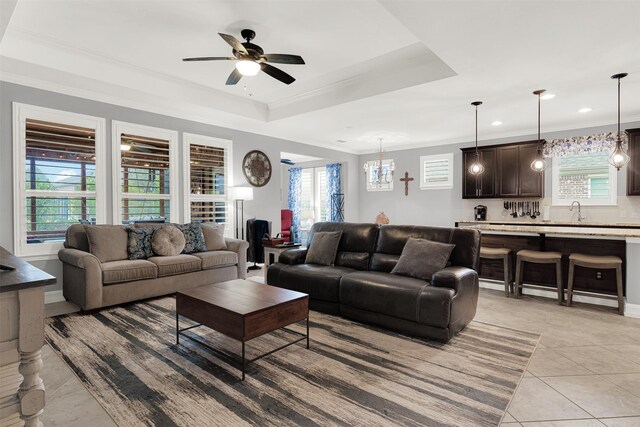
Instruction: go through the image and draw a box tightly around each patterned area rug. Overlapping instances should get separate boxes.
[45,297,538,427]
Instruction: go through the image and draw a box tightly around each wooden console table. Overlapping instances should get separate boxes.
[0,246,55,427]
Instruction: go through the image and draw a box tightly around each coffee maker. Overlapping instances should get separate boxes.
[474,205,487,221]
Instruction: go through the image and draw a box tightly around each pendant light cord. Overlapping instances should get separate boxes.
[617,76,621,138]
[538,91,541,150]
[475,105,478,152]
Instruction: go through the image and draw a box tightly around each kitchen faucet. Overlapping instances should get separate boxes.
[569,201,586,222]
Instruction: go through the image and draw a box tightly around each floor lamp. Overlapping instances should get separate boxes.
[229,186,253,240]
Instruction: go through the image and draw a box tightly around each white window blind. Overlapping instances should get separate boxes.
[316,169,328,222]
[420,153,453,190]
[300,168,314,228]
[188,141,228,224]
[552,151,617,206]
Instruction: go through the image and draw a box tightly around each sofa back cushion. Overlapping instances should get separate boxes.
[84,225,128,263]
[65,224,90,252]
[307,222,379,271]
[371,225,480,272]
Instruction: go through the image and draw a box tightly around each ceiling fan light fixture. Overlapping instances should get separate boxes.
[235,60,260,76]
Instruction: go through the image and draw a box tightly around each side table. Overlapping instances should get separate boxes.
[263,244,302,282]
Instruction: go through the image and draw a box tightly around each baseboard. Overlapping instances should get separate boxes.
[478,279,626,311]
[624,303,640,319]
[45,290,65,304]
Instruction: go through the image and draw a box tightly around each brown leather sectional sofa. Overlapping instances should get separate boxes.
[267,222,481,342]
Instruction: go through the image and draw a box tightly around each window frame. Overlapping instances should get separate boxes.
[551,153,617,206]
[111,121,179,224]
[12,102,106,258]
[365,159,394,192]
[420,153,454,190]
[182,133,233,237]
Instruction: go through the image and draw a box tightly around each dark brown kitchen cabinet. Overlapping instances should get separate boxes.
[463,148,496,198]
[627,128,640,196]
[462,140,543,199]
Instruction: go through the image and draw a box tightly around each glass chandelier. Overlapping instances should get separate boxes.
[363,138,395,187]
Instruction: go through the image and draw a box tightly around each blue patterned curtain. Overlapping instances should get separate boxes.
[287,167,302,243]
[326,163,341,222]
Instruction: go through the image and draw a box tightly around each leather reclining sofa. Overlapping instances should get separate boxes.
[267,222,481,342]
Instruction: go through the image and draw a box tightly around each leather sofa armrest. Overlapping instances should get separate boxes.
[278,248,308,265]
[224,238,250,279]
[431,266,479,294]
[58,248,100,269]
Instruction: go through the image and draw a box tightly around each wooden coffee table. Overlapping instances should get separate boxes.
[175,279,309,380]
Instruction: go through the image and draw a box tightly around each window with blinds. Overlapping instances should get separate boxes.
[298,167,329,229]
[552,151,616,205]
[420,153,453,189]
[120,133,171,223]
[186,135,230,228]
[24,119,97,243]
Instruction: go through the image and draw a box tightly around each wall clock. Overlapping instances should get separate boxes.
[242,150,272,187]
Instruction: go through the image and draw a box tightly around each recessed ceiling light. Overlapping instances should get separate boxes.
[578,107,592,113]
[491,121,503,126]
[336,139,347,143]
[540,93,556,100]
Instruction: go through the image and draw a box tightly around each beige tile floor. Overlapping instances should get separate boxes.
[39,275,640,427]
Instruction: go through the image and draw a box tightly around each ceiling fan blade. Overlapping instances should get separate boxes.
[226,68,242,85]
[183,57,235,62]
[261,54,305,65]
[218,33,248,55]
[261,63,295,85]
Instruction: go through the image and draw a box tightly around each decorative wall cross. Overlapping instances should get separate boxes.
[400,171,414,196]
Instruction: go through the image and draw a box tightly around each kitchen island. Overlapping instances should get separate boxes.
[456,220,640,318]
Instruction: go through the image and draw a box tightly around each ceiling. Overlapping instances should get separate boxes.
[1,1,639,154]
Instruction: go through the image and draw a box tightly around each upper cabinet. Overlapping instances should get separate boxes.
[627,128,640,196]
[462,140,544,199]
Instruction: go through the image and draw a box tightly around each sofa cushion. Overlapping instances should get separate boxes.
[127,226,157,260]
[307,222,379,254]
[102,259,158,284]
[174,223,207,254]
[391,238,455,281]
[84,225,128,263]
[152,225,185,256]
[201,222,227,251]
[148,255,201,277]
[193,250,237,270]
[277,264,356,302]
[336,252,370,270]
[305,231,342,266]
[339,271,430,323]
[65,224,89,252]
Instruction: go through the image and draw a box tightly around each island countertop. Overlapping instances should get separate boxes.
[455,221,640,238]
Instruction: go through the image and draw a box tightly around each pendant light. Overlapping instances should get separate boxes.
[468,101,484,176]
[531,89,547,172]
[608,73,629,171]
[363,138,395,187]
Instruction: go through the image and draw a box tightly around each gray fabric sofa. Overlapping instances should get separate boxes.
[58,224,249,310]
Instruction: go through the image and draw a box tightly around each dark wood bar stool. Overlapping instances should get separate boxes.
[567,253,624,315]
[480,246,512,297]
[514,249,564,304]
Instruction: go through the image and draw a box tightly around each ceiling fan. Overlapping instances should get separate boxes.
[183,29,305,85]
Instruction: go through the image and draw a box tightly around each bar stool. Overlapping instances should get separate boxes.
[480,246,512,297]
[514,249,564,304]
[567,253,624,315]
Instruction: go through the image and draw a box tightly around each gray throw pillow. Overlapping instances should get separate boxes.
[391,237,455,281]
[305,231,342,266]
[84,225,128,263]
[201,222,227,251]
[152,225,186,256]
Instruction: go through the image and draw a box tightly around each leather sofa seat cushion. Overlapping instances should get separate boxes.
[340,271,431,323]
[193,251,238,270]
[102,260,158,284]
[148,255,202,277]
[277,264,356,302]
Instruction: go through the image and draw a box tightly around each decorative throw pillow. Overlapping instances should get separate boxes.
[174,222,208,254]
[305,231,343,266]
[201,222,227,251]
[152,225,186,256]
[126,226,157,260]
[83,225,128,263]
[391,237,455,281]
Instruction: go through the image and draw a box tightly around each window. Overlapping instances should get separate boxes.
[183,134,232,236]
[420,153,453,190]
[365,159,394,191]
[552,151,617,206]
[13,103,106,257]
[299,167,329,229]
[112,122,178,224]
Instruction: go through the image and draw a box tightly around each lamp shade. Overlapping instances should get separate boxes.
[229,186,254,201]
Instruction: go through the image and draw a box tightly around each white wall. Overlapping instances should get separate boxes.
[0,82,361,292]
[358,122,640,226]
